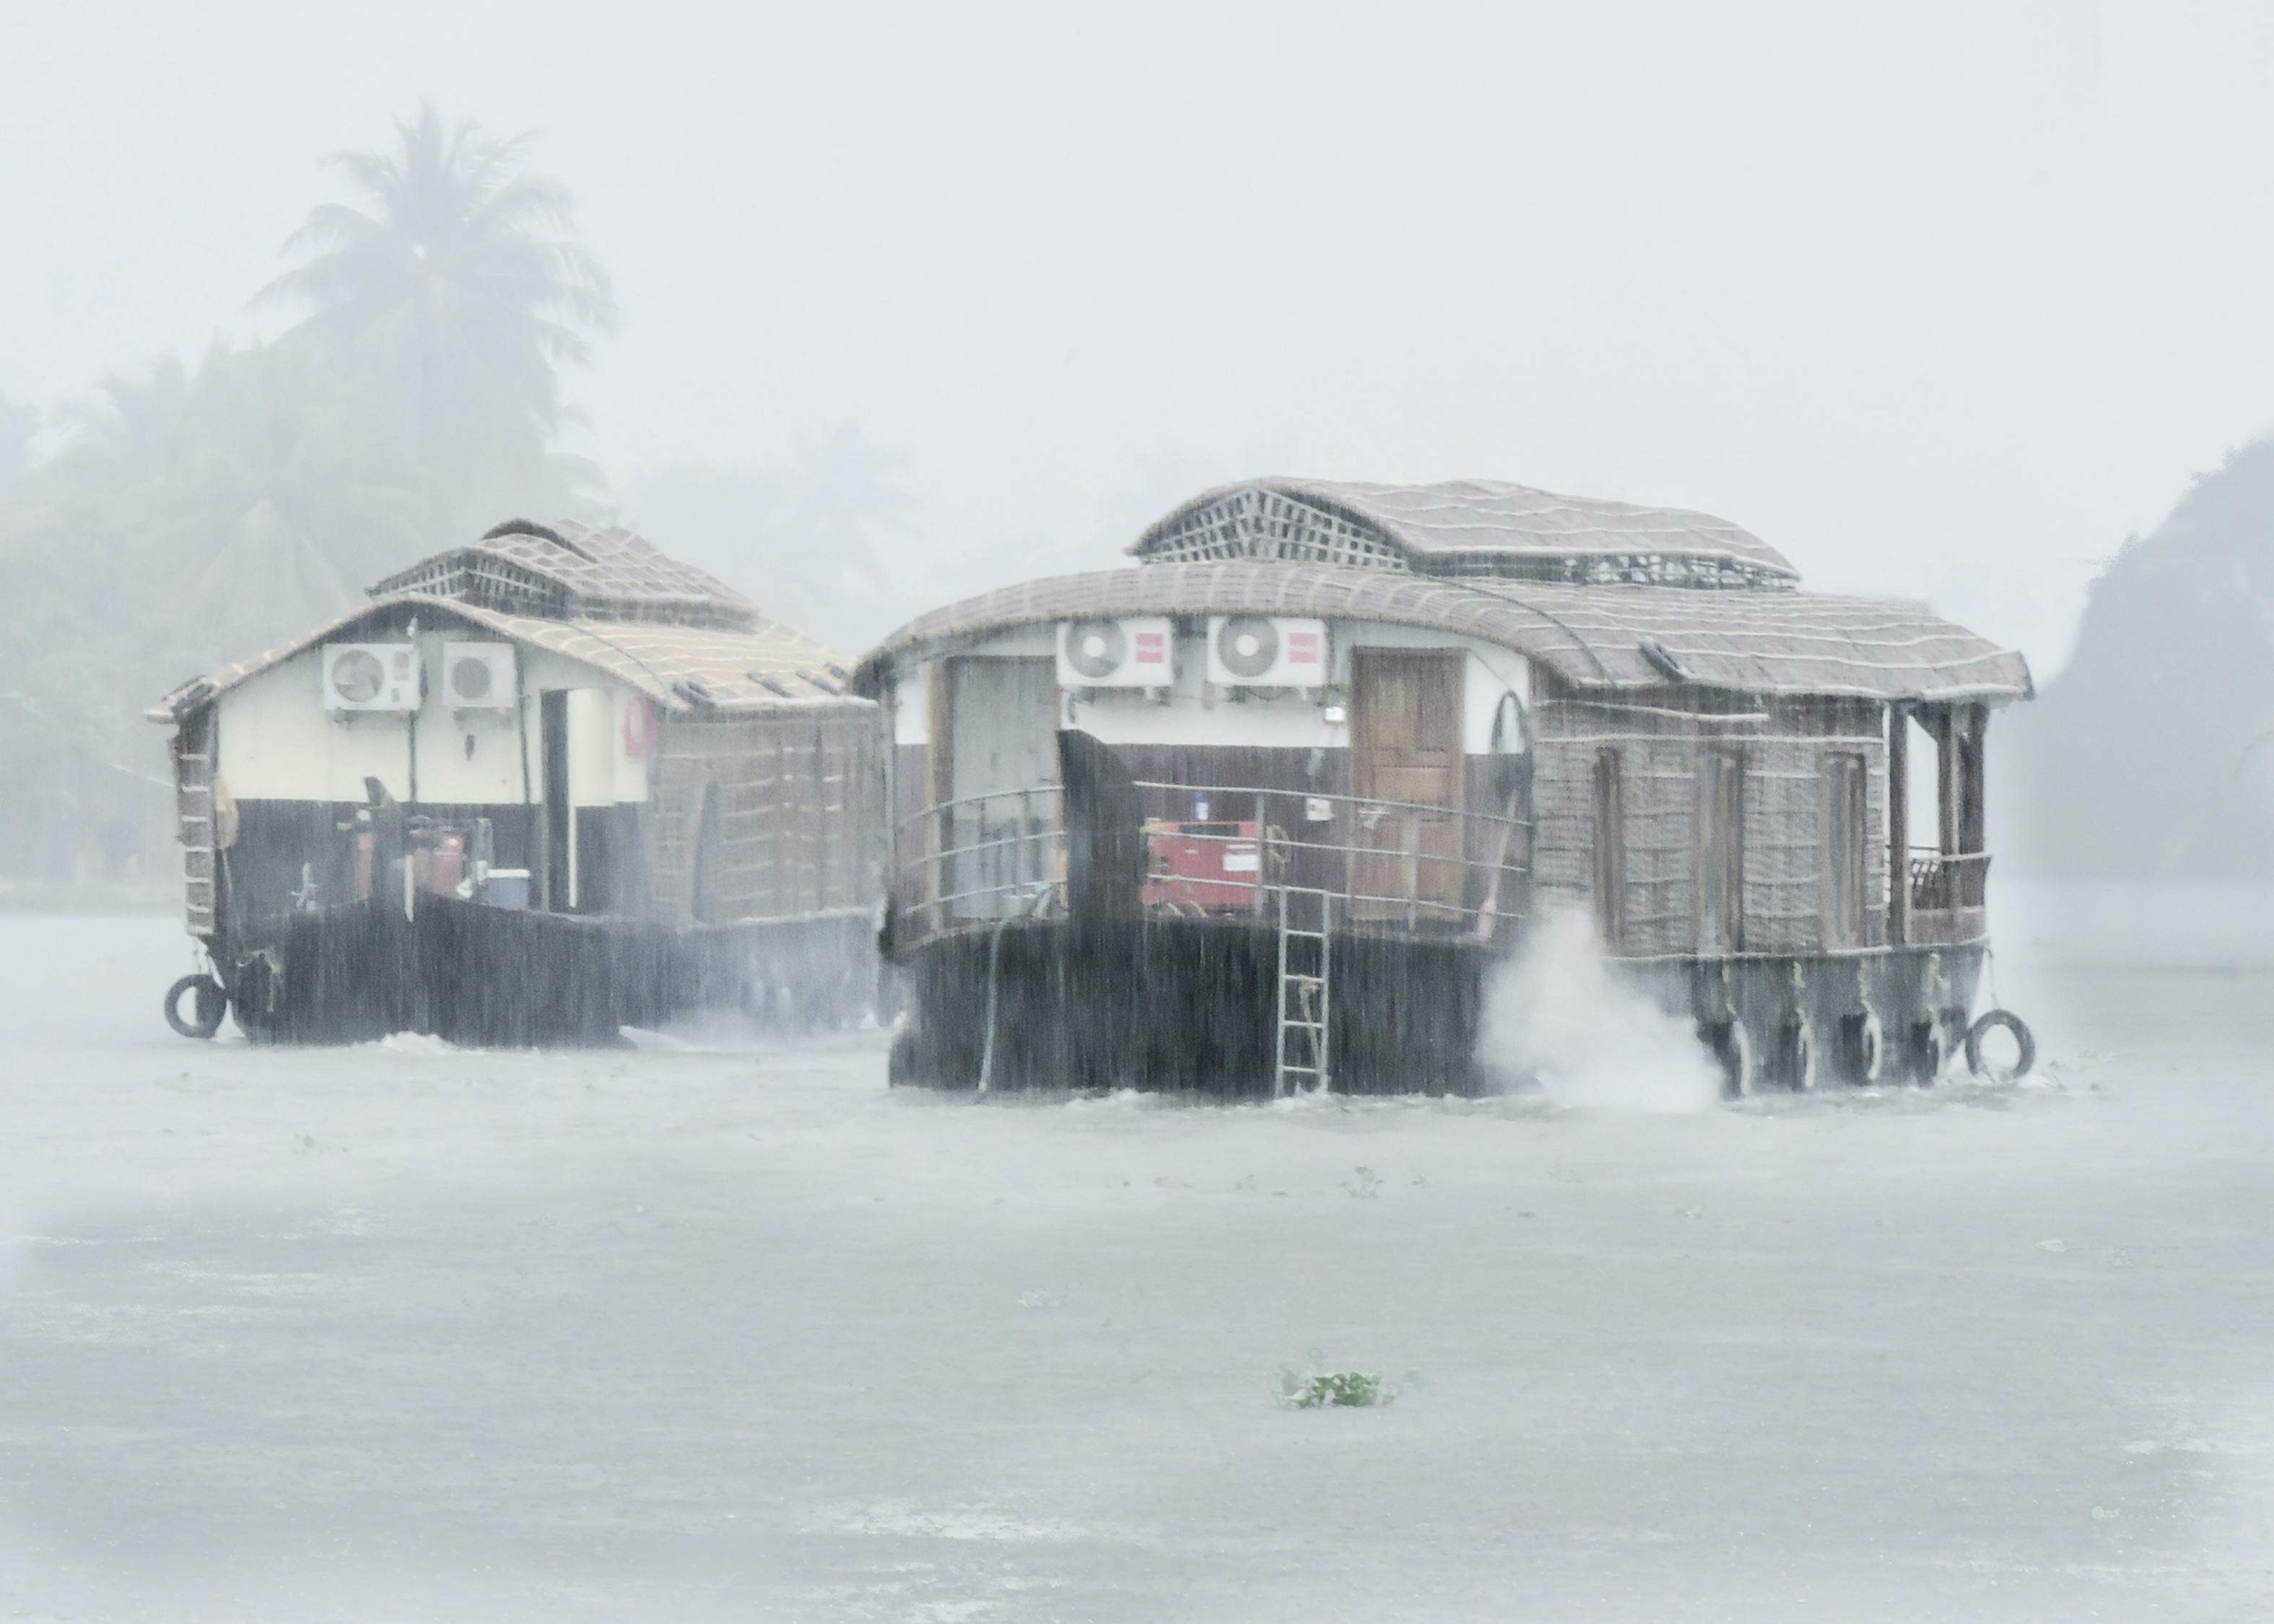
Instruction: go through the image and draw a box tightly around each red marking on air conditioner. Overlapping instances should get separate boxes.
[1286,630,1322,665]
[1134,631,1167,663]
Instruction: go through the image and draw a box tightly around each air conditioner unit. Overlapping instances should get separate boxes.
[443,642,518,709]
[1206,616,1328,689]
[321,642,421,712]
[1056,616,1175,688]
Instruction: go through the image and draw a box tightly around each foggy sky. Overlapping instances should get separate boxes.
[6,0,2273,675]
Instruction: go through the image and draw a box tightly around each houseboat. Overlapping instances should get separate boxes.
[852,479,2034,1096]
[152,519,885,1044]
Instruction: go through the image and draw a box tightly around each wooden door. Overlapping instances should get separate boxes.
[1698,748,1745,953]
[1350,650,1465,923]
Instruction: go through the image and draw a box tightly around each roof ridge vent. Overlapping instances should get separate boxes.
[1131,478,1800,588]
[481,518,592,561]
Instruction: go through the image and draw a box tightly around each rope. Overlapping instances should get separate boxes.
[977,881,1055,1096]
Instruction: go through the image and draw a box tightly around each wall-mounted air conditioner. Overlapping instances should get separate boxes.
[322,642,421,712]
[1206,616,1328,689]
[1056,616,1175,688]
[443,642,518,709]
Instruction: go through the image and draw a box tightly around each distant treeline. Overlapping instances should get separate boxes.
[25,99,2239,898]
[1999,435,2274,881]
[0,104,928,889]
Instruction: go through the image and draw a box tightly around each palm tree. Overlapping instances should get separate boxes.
[256,100,617,540]
[35,352,363,680]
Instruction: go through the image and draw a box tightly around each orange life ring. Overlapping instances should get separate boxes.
[623,696,660,759]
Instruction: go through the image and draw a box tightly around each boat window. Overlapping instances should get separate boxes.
[1592,748,1624,946]
[1822,752,1868,948]
[1699,748,1745,953]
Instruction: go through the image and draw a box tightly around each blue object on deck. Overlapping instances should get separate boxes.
[484,869,531,909]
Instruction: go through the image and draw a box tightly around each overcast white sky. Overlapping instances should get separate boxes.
[6,0,2273,674]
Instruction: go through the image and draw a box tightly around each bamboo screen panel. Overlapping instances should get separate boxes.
[1141,488,1410,570]
[648,712,883,927]
[1530,686,1887,956]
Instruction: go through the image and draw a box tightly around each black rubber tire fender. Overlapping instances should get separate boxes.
[1779,1020,1820,1092]
[164,973,228,1040]
[1905,1019,1946,1086]
[1838,1012,1884,1085]
[1709,1021,1756,1100]
[1964,1008,2036,1081]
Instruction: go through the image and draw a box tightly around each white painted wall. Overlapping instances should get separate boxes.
[892,663,928,746]
[887,621,1531,756]
[214,631,650,806]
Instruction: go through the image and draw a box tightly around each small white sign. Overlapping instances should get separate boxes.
[1304,797,1333,823]
[1223,849,1260,873]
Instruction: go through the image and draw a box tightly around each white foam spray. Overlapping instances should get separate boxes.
[1478,908,1723,1113]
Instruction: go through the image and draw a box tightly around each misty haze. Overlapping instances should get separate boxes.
[4,4,2273,1620]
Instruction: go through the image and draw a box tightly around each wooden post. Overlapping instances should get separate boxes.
[1960,707,1987,850]
[1405,811,1421,930]
[1959,705,1988,908]
[877,697,896,919]
[1936,706,1961,857]
[1887,703,1909,946]
[927,663,955,918]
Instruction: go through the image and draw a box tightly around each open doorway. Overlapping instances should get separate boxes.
[539,690,571,911]
[932,656,1061,918]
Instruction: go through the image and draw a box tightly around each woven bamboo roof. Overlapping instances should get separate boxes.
[150,595,863,722]
[367,518,758,630]
[1133,479,1798,588]
[851,562,2031,704]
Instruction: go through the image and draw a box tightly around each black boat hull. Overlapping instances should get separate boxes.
[211,896,878,1047]
[888,917,1987,1096]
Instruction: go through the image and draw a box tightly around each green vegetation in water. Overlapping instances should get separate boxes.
[1276,1354,1411,1409]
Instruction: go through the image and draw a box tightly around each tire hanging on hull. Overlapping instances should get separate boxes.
[1964,1008,2036,1080]
[163,973,227,1040]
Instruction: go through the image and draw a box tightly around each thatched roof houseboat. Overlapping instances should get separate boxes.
[152,519,884,1044]
[854,479,2033,1094]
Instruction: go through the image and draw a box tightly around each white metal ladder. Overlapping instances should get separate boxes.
[1273,886,1333,1096]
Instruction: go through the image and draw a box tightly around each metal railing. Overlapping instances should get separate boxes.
[1909,848,1992,914]
[897,786,1068,935]
[892,778,1530,942]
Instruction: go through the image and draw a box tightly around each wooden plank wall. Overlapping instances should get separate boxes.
[648,710,884,926]
[1530,678,1886,956]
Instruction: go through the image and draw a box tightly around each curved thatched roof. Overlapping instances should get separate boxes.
[1132,479,1799,586]
[151,594,863,724]
[851,562,2031,704]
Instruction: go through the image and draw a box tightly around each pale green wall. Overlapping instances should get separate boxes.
[214,631,650,808]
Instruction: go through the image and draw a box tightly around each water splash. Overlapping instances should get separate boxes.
[1478,909,1722,1113]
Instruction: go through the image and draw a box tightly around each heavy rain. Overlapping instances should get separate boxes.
[4,5,2273,1619]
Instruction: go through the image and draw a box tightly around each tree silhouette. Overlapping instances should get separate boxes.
[0,390,38,505]
[780,422,915,592]
[256,100,617,540]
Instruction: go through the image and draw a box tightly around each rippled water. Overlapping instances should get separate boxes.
[1,902,2270,1620]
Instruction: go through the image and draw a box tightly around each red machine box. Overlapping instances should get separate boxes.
[1141,819,1262,913]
